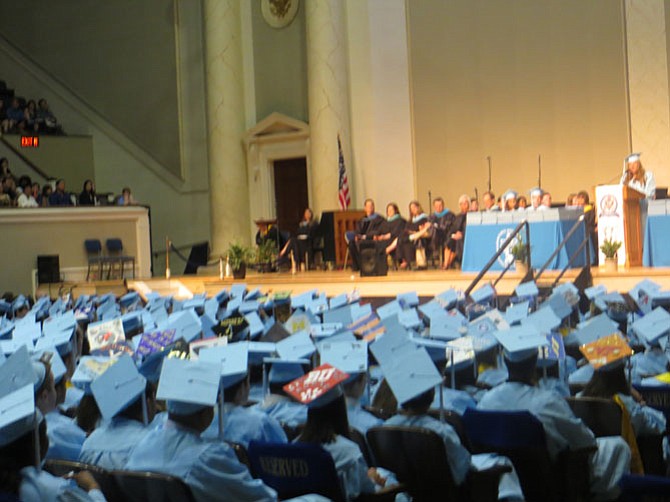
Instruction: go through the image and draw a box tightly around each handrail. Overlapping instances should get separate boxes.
[550,237,591,288]
[464,219,531,297]
[0,134,51,180]
[533,214,585,282]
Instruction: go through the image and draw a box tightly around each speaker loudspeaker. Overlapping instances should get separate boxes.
[359,242,388,277]
[37,255,60,284]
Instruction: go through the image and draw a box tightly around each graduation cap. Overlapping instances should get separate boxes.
[135,329,177,359]
[284,312,312,335]
[521,307,561,334]
[585,284,607,301]
[505,301,530,325]
[428,322,461,341]
[377,344,442,405]
[248,342,277,366]
[503,189,518,201]
[32,348,67,385]
[120,292,142,311]
[244,312,264,339]
[319,341,368,375]
[12,295,29,314]
[529,187,543,197]
[260,321,291,343]
[199,342,248,388]
[630,307,670,345]
[0,346,37,398]
[156,357,221,415]
[369,329,414,367]
[239,301,259,315]
[495,325,549,363]
[266,357,310,384]
[398,308,423,331]
[630,279,662,314]
[283,363,349,408]
[435,289,459,309]
[91,355,147,421]
[470,283,496,305]
[571,314,619,346]
[542,293,573,321]
[276,331,316,361]
[71,356,117,394]
[626,152,641,163]
[418,300,448,325]
[515,281,539,299]
[291,290,317,310]
[349,303,373,324]
[230,284,247,298]
[376,300,402,321]
[213,315,249,342]
[580,333,633,371]
[323,305,354,325]
[397,291,420,309]
[329,294,348,311]
[87,318,126,352]
[0,385,39,448]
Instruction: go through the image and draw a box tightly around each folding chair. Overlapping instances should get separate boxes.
[367,425,507,502]
[106,238,135,279]
[84,239,106,281]
[462,408,594,502]
[112,470,195,502]
[566,396,622,437]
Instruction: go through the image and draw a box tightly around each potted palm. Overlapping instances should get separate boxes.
[510,239,529,275]
[600,239,622,273]
[257,239,278,273]
[227,242,255,279]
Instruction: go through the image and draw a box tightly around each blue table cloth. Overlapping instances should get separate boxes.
[643,214,670,267]
[462,209,588,272]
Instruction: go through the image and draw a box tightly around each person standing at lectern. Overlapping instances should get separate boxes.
[621,153,656,199]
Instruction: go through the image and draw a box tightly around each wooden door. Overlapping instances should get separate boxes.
[273,157,308,236]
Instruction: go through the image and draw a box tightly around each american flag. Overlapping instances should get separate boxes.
[337,135,351,210]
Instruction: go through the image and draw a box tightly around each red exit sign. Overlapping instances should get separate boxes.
[20,136,39,148]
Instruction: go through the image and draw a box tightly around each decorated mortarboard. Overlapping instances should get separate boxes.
[91,355,146,420]
[260,321,291,344]
[135,329,177,359]
[276,330,316,360]
[515,281,539,298]
[87,318,125,352]
[626,152,642,163]
[32,348,67,385]
[266,357,310,384]
[213,314,249,342]
[398,308,423,331]
[580,333,633,371]
[284,312,312,335]
[322,305,354,325]
[630,279,662,314]
[522,307,561,333]
[572,314,619,346]
[0,346,37,398]
[538,332,566,367]
[630,307,670,345]
[505,301,530,325]
[376,300,402,321]
[495,325,549,363]
[397,291,420,309]
[157,358,221,415]
[378,344,443,405]
[435,289,459,309]
[71,356,116,394]
[319,341,368,375]
[0,385,39,447]
[199,342,248,388]
[244,312,264,339]
[348,313,384,342]
[470,283,496,304]
[283,363,349,408]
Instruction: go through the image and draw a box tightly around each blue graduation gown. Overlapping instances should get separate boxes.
[429,386,477,415]
[256,395,307,428]
[45,410,86,461]
[125,420,277,502]
[79,416,150,470]
[478,382,631,498]
[19,466,106,502]
[345,397,382,435]
[201,403,288,447]
[320,435,376,501]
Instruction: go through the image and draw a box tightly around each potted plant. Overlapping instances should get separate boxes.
[600,238,622,273]
[257,239,278,273]
[226,242,255,279]
[509,239,529,275]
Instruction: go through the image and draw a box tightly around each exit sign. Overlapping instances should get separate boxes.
[20,136,39,148]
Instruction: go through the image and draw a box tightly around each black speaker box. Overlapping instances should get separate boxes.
[37,255,60,284]
[359,241,388,277]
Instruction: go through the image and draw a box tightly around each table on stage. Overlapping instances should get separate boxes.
[643,200,670,267]
[462,208,589,272]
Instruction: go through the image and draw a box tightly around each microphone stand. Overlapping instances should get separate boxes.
[487,156,492,192]
[428,190,432,211]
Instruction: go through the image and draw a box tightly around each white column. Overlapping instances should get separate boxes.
[203,0,250,254]
[305,0,353,215]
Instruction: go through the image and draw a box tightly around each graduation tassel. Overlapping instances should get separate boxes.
[218,385,225,441]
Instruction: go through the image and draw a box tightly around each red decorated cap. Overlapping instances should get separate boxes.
[283,363,349,407]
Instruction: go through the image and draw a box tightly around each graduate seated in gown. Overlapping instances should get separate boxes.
[427,197,455,266]
[0,353,105,502]
[124,358,279,502]
[254,218,292,268]
[288,208,320,270]
[347,199,385,272]
[79,357,156,470]
[372,203,408,269]
[443,194,470,270]
[399,201,432,270]
[477,341,631,500]
[256,359,308,429]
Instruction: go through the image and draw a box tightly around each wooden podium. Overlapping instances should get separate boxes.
[595,185,644,267]
[319,210,365,266]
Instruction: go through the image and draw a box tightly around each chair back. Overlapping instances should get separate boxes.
[112,470,195,502]
[247,441,344,502]
[366,426,461,501]
[633,385,670,433]
[84,239,102,254]
[106,238,124,253]
[566,396,622,437]
[225,440,250,468]
[349,427,374,467]
[44,459,121,501]
[619,473,670,501]
[427,408,473,450]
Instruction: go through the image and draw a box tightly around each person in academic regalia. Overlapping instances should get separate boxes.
[427,197,455,266]
[373,203,409,268]
[443,194,470,270]
[347,199,385,272]
[397,200,431,270]
[620,152,656,199]
[256,360,308,429]
[343,373,383,435]
[255,218,291,267]
[294,208,320,269]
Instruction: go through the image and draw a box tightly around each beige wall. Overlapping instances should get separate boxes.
[407,0,630,208]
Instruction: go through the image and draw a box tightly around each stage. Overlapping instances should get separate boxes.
[38,265,670,301]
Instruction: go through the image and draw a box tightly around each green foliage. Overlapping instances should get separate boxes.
[227,242,255,270]
[510,239,528,261]
[600,239,622,259]
[257,239,278,264]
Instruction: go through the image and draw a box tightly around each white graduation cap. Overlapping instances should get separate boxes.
[91,355,147,421]
[495,325,549,363]
[626,152,641,163]
[199,342,249,388]
[156,357,221,415]
[319,341,368,375]
[276,330,316,361]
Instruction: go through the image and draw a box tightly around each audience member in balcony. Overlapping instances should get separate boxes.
[17,176,38,208]
[117,187,138,206]
[0,100,6,130]
[79,179,98,206]
[21,100,37,132]
[49,179,73,206]
[31,182,41,205]
[2,176,18,206]
[35,98,59,134]
[0,158,10,177]
[41,185,52,207]
[4,98,24,133]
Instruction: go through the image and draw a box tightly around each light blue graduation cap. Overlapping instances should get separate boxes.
[495,325,549,363]
[199,342,248,388]
[310,323,344,339]
[376,300,402,321]
[369,329,413,367]
[32,348,66,385]
[248,342,277,366]
[43,311,76,337]
[13,322,40,343]
[266,357,310,384]
[212,289,229,305]
[626,152,642,163]
[552,282,580,307]
[378,344,442,405]
[467,316,498,337]
[0,346,37,397]
[435,289,459,309]
[166,309,202,343]
[350,303,373,323]
[12,295,29,314]
[630,279,662,314]
[594,292,626,314]
[470,283,496,305]
[121,312,144,335]
[398,308,423,331]
[230,284,247,299]
[329,293,348,310]
[320,330,357,345]
[585,284,607,301]
[380,314,409,339]
[0,384,39,448]
[244,312,264,339]
[307,296,329,316]
[515,281,539,298]
[323,305,354,325]
[503,189,518,201]
[239,300,259,315]
[120,292,142,311]
[225,296,243,316]
[522,307,561,334]
[428,322,462,341]
[397,291,419,309]
[91,355,147,421]
[413,337,451,364]
[572,314,619,346]
[157,357,221,415]
[276,331,316,361]
[291,290,317,310]
[246,288,262,301]
[631,307,670,345]
[182,297,205,315]
[529,187,543,197]
[505,301,530,325]
[204,298,220,320]
[418,300,448,325]
[319,341,368,375]
[71,356,116,394]
[542,293,572,321]
[140,311,156,332]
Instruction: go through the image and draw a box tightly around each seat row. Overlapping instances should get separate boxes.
[84,238,135,281]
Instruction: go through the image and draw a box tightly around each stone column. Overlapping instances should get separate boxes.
[203,0,250,254]
[305,0,354,215]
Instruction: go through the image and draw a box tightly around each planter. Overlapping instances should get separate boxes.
[604,257,618,273]
[515,260,528,275]
[232,263,247,279]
